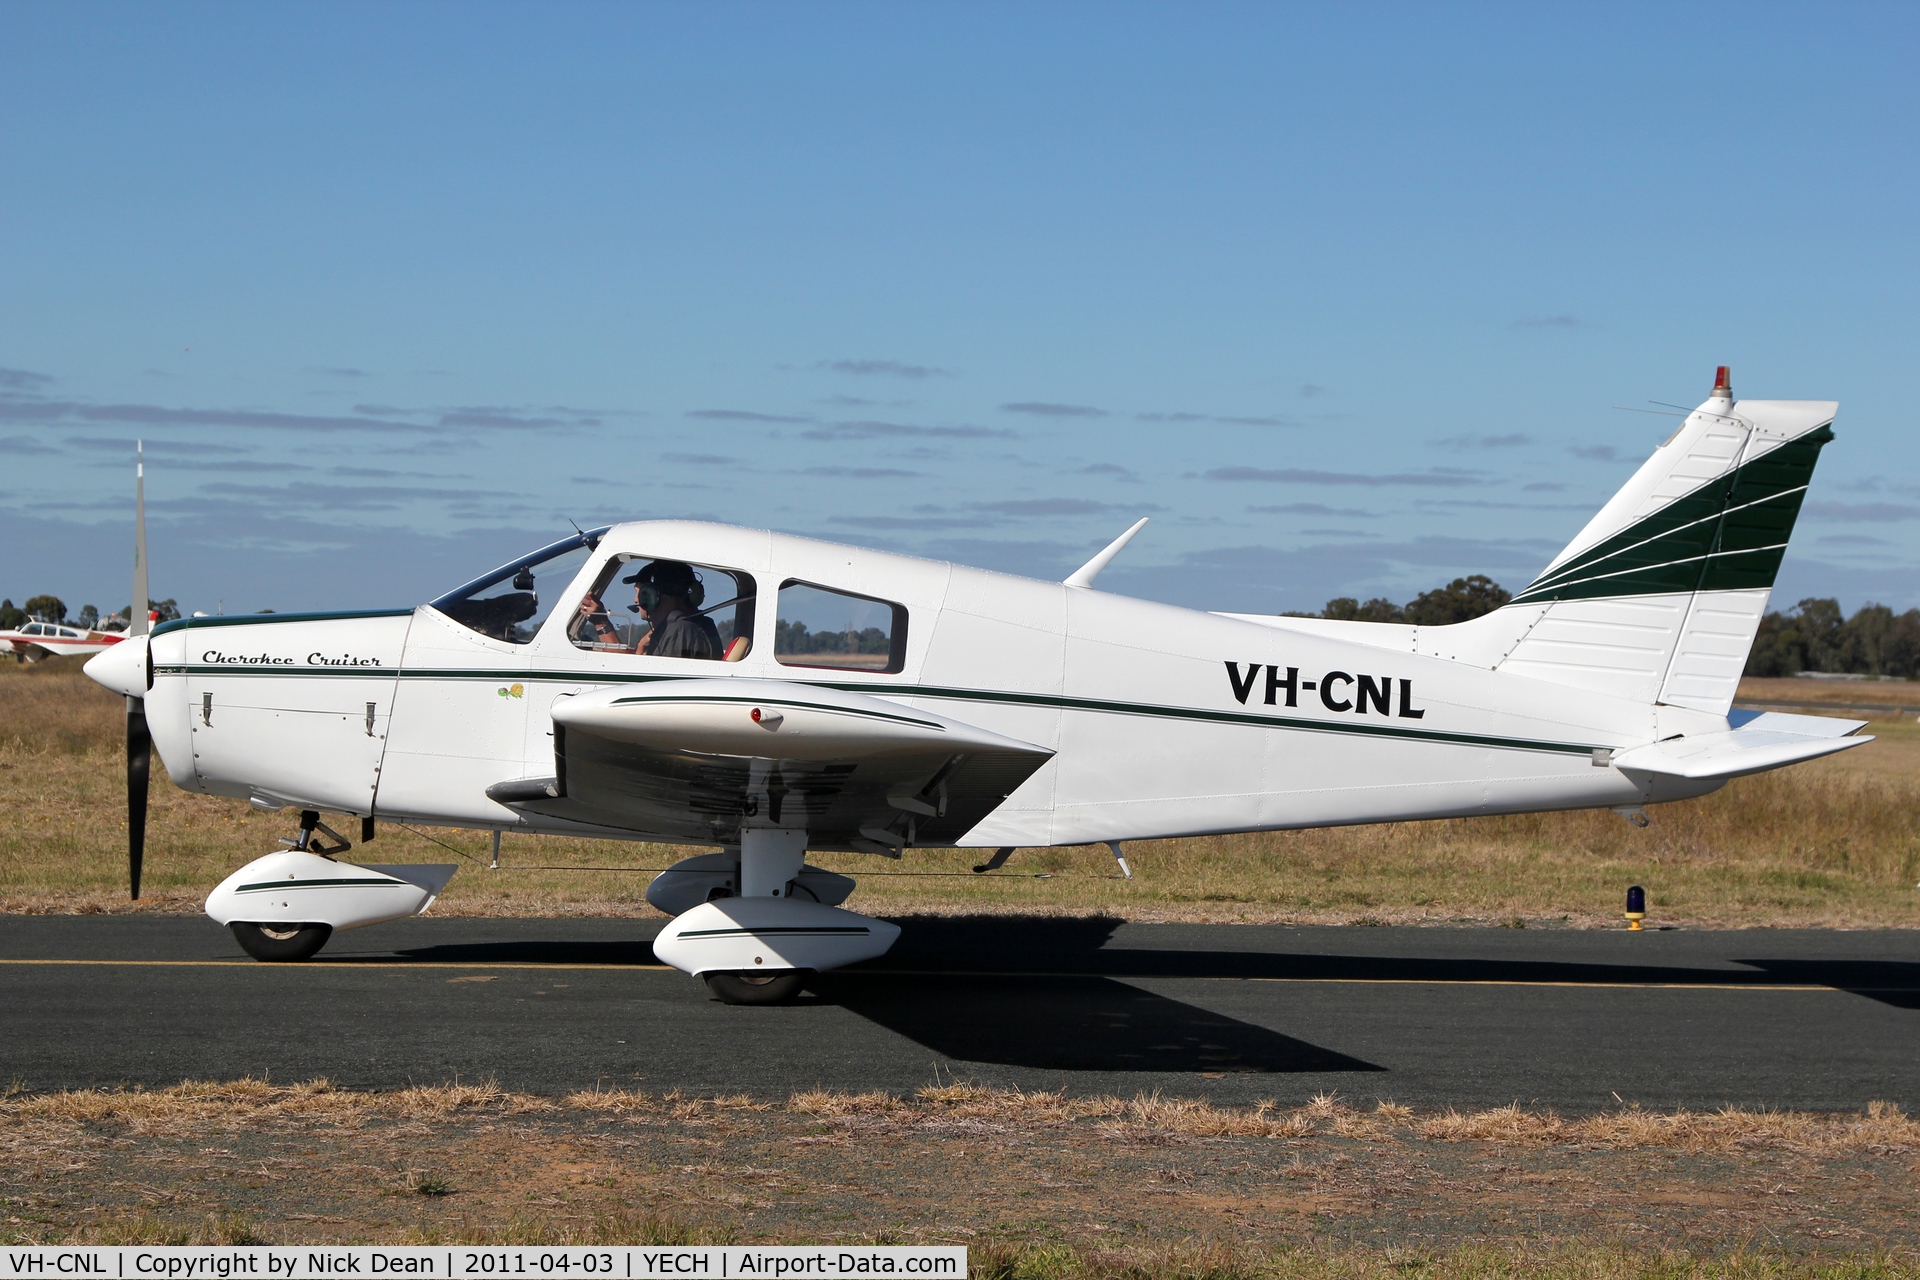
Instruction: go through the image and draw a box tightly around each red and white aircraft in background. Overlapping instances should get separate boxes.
[0,620,128,663]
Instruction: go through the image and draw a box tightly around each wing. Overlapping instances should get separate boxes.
[487,678,1053,852]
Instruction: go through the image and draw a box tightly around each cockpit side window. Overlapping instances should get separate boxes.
[431,529,610,644]
[567,555,756,662]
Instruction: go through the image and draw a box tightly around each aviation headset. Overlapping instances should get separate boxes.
[622,560,705,613]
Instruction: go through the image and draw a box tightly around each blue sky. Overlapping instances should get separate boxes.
[3,1,1915,620]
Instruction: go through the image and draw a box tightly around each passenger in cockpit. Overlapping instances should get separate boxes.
[575,559,721,659]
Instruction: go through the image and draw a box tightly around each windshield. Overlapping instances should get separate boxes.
[430,528,611,644]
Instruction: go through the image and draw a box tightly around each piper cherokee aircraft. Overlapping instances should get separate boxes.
[84,368,1870,1002]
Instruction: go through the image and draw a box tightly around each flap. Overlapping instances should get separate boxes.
[514,679,1054,850]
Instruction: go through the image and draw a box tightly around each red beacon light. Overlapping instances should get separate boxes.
[1712,365,1732,397]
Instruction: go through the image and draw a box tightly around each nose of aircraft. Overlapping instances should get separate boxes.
[86,635,150,699]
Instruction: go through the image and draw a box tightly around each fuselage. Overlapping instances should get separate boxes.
[137,519,1727,849]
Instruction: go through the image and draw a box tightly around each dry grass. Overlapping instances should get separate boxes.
[10,1080,1920,1268]
[17,1078,1910,1156]
[963,1241,1920,1279]
[4,657,1917,926]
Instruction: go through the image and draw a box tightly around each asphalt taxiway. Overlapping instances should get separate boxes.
[3,916,1916,1111]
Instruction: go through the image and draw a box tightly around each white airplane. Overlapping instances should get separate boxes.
[1,620,127,662]
[84,369,1870,1002]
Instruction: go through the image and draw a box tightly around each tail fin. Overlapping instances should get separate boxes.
[1485,368,1835,713]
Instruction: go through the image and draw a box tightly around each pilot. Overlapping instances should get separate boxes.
[576,560,721,659]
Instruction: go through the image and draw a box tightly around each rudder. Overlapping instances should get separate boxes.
[1484,368,1836,713]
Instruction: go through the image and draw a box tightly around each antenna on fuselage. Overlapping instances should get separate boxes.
[1064,517,1149,589]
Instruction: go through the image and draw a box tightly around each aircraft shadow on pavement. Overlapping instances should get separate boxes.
[381,939,662,966]
[865,917,1920,1001]
[1737,960,1920,1010]
[804,972,1383,1075]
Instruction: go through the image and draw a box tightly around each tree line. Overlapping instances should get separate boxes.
[0,596,181,631]
[773,619,891,655]
[1746,599,1920,678]
[1287,577,1918,680]
[1289,575,1514,627]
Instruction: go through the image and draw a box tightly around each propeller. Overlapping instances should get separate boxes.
[126,440,150,900]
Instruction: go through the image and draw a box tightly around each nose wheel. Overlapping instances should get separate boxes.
[228,921,333,962]
[703,969,810,1005]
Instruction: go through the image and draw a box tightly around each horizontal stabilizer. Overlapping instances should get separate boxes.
[1612,711,1870,781]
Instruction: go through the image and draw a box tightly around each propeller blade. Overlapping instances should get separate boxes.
[128,696,150,900]
[127,440,151,901]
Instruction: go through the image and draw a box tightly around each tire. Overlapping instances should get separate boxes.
[703,969,810,1005]
[229,921,332,962]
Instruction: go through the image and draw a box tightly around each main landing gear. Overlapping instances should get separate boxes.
[650,829,901,1005]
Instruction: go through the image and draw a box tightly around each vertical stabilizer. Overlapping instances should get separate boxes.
[1486,369,1835,713]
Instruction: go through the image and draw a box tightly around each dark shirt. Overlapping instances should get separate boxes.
[647,610,723,660]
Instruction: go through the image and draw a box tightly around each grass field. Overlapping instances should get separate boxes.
[2,656,1916,927]
[6,1079,1920,1272]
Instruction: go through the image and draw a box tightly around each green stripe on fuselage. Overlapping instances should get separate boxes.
[155,665,1601,758]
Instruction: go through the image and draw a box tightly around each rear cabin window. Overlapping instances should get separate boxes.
[774,581,907,673]
[567,555,756,662]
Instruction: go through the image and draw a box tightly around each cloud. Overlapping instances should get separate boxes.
[686,409,811,423]
[800,420,1013,441]
[1000,402,1107,418]
[0,435,59,455]
[438,407,594,430]
[829,514,979,530]
[1246,503,1375,517]
[1522,482,1568,492]
[1201,466,1480,487]
[1801,501,1920,522]
[1137,412,1295,427]
[66,436,255,456]
[0,367,54,392]
[311,366,369,377]
[1074,462,1140,482]
[972,498,1159,518]
[662,453,742,466]
[3,398,444,434]
[1417,498,1589,511]
[820,359,952,379]
[1510,315,1587,329]
[1431,433,1532,449]
[194,481,517,512]
[1301,528,1374,537]
[1818,534,1893,546]
[1568,444,1624,461]
[150,459,310,474]
[571,476,623,487]
[328,466,467,479]
[1299,384,1327,398]
[801,466,922,479]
